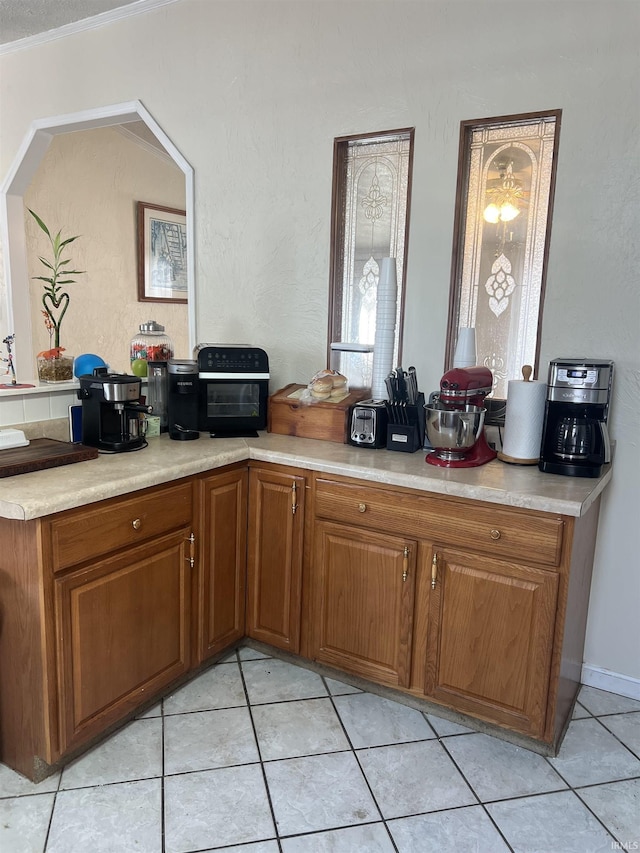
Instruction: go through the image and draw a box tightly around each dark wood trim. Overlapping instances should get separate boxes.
[396,127,415,366]
[445,119,472,372]
[534,110,562,382]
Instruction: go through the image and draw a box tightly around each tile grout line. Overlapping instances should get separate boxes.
[437,734,516,853]
[161,697,167,853]
[322,675,401,852]
[41,760,63,853]
[237,652,284,852]
[592,714,640,762]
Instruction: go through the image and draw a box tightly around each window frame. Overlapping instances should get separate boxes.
[326,128,415,378]
[445,110,562,392]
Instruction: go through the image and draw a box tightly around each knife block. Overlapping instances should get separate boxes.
[385,393,425,453]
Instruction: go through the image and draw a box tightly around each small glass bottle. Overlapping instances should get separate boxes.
[130,321,173,377]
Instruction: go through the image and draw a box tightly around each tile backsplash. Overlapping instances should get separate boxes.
[0,383,78,430]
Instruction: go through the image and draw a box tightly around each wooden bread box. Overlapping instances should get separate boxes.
[268,384,370,443]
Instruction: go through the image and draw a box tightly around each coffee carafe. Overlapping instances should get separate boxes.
[553,416,594,461]
[539,359,613,478]
[77,368,152,452]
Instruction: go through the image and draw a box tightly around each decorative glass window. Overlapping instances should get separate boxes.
[328,130,414,388]
[446,111,561,398]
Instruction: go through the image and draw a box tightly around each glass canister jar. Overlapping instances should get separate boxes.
[130,321,173,377]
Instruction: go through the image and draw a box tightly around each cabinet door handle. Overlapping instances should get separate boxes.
[358,503,367,513]
[402,546,409,582]
[490,528,501,540]
[186,532,195,568]
[132,518,142,530]
[431,552,438,589]
[291,481,298,515]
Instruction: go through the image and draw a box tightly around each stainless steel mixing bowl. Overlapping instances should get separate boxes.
[424,404,486,459]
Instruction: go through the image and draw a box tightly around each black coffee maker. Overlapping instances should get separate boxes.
[167,359,199,440]
[77,369,152,452]
[539,358,614,478]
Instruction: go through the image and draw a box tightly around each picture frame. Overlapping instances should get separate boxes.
[137,201,188,303]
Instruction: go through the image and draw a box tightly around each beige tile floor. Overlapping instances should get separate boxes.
[1,646,639,852]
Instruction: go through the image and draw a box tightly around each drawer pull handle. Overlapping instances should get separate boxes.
[132,518,142,530]
[358,503,367,513]
[291,482,298,515]
[431,552,438,589]
[490,529,501,540]
[402,546,409,582]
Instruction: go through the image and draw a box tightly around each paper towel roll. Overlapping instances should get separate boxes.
[498,372,547,464]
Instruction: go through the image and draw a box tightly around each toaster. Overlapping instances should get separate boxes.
[348,400,388,448]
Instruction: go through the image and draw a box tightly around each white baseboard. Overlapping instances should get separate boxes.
[581,664,640,700]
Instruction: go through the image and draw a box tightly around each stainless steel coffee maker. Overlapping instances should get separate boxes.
[78,368,152,452]
[539,358,614,478]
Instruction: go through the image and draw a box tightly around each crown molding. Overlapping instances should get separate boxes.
[0,0,179,56]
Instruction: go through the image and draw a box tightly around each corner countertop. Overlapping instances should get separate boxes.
[0,432,611,521]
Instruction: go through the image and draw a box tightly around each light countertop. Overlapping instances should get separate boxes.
[0,432,611,521]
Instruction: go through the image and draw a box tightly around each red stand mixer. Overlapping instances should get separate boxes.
[425,366,497,468]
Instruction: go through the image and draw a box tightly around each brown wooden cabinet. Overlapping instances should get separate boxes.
[309,472,598,748]
[0,455,604,780]
[0,467,253,781]
[309,520,416,687]
[246,465,306,653]
[49,480,194,760]
[54,529,192,754]
[424,547,559,737]
[196,467,248,662]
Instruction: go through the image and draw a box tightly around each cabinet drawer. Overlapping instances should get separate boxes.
[314,478,564,567]
[50,481,193,572]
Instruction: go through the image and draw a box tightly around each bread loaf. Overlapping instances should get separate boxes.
[308,369,348,400]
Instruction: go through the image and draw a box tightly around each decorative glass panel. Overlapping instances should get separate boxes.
[446,112,561,398]
[328,130,414,388]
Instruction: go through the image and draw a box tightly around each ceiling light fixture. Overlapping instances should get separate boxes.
[483,161,525,223]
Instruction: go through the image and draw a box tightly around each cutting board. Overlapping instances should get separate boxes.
[0,438,99,478]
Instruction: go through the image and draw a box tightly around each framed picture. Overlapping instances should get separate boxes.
[137,201,188,303]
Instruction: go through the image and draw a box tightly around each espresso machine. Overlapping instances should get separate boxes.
[77,369,152,452]
[539,358,613,478]
[425,366,497,468]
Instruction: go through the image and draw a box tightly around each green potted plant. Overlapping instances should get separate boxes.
[28,209,86,382]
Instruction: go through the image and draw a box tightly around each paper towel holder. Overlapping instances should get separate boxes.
[497,364,543,465]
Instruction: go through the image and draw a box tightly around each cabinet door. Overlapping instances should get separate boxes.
[425,547,559,737]
[197,468,248,661]
[247,468,305,652]
[310,521,416,688]
[55,528,192,754]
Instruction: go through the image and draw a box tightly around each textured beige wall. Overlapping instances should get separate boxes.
[0,1,638,685]
[24,127,188,372]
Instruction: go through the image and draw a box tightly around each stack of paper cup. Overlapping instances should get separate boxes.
[498,366,547,464]
[371,258,397,400]
[453,327,477,368]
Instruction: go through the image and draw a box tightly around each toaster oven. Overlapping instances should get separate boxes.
[195,344,269,436]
